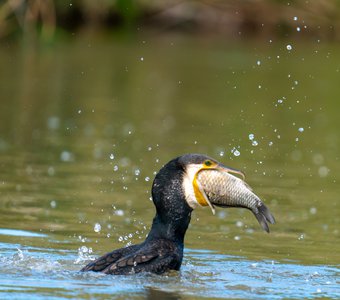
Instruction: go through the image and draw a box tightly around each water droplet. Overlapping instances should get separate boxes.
[17,248,24,260]
[134,169,141,176]
[233,150,240,157]
[115,209,124,216]
[82,246,90,253]
[109,153,115,160]
[293,16,298,21]
[145,177,150,182]
[118,236,123,242]
[219,151,224,157]
[298,127,304,132]
[277,99,283,104]
[78,109,82,114]
[234,236,241,241]
[252,141,258,146]
[94,223,101,233]
[140,57,144,61]
[309,207,317,214]
[47,116,60,130]
[318,166,329,177]
[297,27,301,32]
[113,165,119,171]
[298,234,305,240]
[60,151,74,162]
[50,200,57,208]
[236,221,243,227]
[47,166,55,176]
[248,134,255,140]
[268,141,273,146]
[231,147,240,157]
[256,60,261,66]
[286,44,292,51]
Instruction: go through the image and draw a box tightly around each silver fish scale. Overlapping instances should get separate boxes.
[197,170,260,210]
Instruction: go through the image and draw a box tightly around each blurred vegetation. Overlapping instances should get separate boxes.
[0,0,340,41]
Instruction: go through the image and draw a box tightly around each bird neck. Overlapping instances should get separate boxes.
[146,211,192,244]
[146,157,193,244]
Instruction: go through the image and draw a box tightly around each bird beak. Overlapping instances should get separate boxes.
[215,163,246,180]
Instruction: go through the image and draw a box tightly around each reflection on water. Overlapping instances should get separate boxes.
[145,288,181,300]
[0,228,47,238]
[0,35,339,299]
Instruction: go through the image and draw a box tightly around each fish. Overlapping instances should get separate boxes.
[196,169,275,232]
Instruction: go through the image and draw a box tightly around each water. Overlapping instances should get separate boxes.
[0,242,338,299]
[0,35,339,299]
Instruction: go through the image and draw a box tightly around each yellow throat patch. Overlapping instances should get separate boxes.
[192,164,216,214]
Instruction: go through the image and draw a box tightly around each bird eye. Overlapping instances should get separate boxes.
[204,160,212,166]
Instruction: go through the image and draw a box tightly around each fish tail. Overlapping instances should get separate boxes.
[254,203,275,233]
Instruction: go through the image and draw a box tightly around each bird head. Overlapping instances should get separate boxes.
[151,154,274,232]
[178,153,245,215]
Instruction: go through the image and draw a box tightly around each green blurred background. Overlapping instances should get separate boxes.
[1,0,340,42]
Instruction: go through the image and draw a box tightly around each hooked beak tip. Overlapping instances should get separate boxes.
[217,164,246,180]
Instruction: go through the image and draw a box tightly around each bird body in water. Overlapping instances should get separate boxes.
[81,154,275,275]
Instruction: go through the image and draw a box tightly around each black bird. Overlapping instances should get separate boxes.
[81,153,275,275]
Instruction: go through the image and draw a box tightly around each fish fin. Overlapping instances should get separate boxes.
[261,203,276,224]
[253,204,275,233]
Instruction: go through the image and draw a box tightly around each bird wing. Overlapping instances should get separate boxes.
[102,240,180,275]
[81,244,140,272]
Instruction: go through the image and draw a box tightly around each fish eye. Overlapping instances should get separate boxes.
[204,160,212,166]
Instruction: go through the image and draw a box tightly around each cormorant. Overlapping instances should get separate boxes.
[81,153,275,275]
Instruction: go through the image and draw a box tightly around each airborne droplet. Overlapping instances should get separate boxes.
[94,223,101,233]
